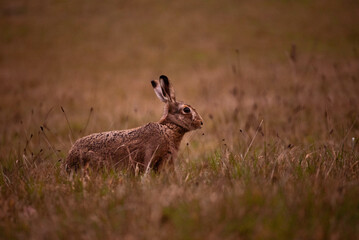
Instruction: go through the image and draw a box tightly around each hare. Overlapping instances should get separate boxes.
[65,75,203,173]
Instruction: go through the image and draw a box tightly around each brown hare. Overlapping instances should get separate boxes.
[66,75,203,173]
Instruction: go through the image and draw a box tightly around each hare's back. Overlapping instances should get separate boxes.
[73,129,133,150]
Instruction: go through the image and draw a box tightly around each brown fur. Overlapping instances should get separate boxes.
[65,76,203,173]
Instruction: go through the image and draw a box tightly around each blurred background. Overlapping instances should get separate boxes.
[1,0,359,156]
[1,1,359,239]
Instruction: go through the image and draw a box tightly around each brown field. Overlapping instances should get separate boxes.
[1,0,359,239]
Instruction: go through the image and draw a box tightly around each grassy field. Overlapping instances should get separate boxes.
[1,0,359,239]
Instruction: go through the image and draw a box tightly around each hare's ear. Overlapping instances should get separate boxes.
[151,80,168,102]
[159,75,176,102]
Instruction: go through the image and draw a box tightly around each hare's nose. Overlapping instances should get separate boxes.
[200,121,203,126]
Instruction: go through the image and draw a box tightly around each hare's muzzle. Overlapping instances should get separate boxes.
[194,118,203,129]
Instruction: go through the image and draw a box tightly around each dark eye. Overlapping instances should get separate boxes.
[183,107,191,113]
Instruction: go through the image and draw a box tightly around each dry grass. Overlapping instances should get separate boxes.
[1,0,359,239]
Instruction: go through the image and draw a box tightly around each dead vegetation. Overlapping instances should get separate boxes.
[1,0,359,239]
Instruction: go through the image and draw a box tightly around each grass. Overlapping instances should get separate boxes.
[1,0,359,239]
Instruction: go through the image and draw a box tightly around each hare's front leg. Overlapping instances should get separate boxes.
[151,153,174,172]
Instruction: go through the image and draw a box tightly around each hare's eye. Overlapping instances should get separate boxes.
[183,107,191,113]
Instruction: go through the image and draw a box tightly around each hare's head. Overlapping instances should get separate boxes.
[151,75,203,131]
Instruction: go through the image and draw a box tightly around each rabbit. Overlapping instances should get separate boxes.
[65,75,203,173]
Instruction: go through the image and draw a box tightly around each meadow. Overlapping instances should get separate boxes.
[1,0,359,239]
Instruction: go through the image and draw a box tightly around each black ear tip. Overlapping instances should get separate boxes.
[151,80,157,88]
[159,75,169,84]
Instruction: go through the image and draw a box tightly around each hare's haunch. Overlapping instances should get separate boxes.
[66,75,203,172]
